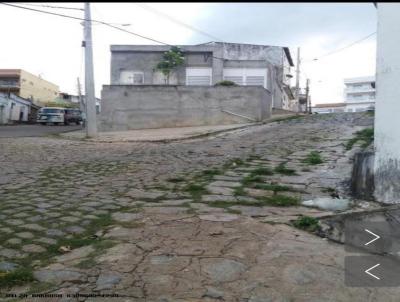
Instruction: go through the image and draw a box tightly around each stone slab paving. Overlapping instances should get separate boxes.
[30,214,400,301]
[0,113,390,301]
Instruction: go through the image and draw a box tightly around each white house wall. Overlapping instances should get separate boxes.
[374,3,400,203]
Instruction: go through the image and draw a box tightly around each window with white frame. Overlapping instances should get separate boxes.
[222,68,268,88]
[186,68,212,86]
[120,70,144,85]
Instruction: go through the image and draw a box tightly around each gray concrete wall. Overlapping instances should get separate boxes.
[111,51,212,85]
[98,85,271,131]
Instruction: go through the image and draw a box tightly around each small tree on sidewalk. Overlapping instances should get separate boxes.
[155,46,185,84]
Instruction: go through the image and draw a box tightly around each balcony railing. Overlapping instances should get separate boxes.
[0,80,20,88]
[344,87,375,94]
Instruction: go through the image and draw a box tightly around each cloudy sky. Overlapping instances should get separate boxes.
[0,2,377,104]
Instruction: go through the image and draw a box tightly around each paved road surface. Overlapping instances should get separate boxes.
[2,113,396,301]
[0,124,82,138]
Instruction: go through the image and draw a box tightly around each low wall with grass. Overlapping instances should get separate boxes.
[98,85,271,131]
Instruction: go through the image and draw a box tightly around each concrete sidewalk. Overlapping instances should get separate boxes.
[59,123,255,143]
[59,112,301,143]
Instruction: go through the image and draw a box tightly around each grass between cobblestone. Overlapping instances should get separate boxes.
[292,216,319,232]
[0,214,118,289]
[169,153,304,210]
[274,163,297,175]
[0,153,304,288]
[345,128,374,150]
[302,151,324,165]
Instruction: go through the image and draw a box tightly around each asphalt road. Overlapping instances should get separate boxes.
[0,124,83,138]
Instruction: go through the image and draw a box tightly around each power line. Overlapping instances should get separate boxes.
[91,4,131,27]
[302,31,376,63]
[0,2,226,61]
[135,3,223,42]
[1,2,172,45]
[17,2,83,11]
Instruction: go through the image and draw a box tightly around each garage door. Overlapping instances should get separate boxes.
[223,68,267,88]
[186,68,212,86]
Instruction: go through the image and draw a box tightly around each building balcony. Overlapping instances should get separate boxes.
[344,87,375,94]
[0,80,20,89]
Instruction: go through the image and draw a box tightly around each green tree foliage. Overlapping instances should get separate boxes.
[155,46,185,84]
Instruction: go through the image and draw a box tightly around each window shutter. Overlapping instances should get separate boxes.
[245,76,264,86]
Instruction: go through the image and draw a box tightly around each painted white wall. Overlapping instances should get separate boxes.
[346,102,374,112]
[311,106,345,114]
[374,3,400,203]
[343,76,375,107]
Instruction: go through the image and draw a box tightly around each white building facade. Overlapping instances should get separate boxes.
[343,76,375,112]
[374,3,400,203]
[311,103,345,114]
[0,92,32,124]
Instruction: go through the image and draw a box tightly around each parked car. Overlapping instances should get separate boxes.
[37,107,83,125]
[37,107,65,125]
[64,108,83,125]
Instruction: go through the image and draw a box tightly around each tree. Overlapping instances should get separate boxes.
[155,46,185,84]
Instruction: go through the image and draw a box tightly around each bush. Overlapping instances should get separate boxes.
[215,80,238,86]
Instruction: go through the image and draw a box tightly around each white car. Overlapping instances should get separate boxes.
[37,107,65,125]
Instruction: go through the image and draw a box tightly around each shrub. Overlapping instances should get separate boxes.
[215,80,238,86]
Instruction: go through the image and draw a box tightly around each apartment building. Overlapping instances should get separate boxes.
[343,76,375,112]
[0,69,59,106]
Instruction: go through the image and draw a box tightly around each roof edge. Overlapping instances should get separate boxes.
[283,47,294,67]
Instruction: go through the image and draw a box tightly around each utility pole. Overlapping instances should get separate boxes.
[305,78,310,114]
[83,2,97,137]
[295,47,301,112]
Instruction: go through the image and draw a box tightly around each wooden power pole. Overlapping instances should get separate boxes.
[295,47,301,112]
[84,2,97,137]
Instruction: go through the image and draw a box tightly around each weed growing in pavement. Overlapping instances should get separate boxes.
[345,128,374,150]
[274,163,297,175]
[292,216,319,232]
[303,151,324,165]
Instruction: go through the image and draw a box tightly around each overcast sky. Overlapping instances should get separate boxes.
[0,2,377,104]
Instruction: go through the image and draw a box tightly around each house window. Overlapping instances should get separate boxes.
[222,68,267,88]
[120,70,144,85]
[186,68,212,86]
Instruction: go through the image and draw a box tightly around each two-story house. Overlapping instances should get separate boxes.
[109,42,295,111]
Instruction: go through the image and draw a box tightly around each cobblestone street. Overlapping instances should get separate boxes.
[1,113,398,301]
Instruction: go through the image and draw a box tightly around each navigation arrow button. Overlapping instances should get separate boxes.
[364,229,380,246]
[365,263,381,280]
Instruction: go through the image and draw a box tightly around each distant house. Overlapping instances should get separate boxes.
[0,92,39,124]
[109,42,296,111]
[343,76,375,112]
[56,92,101,113]
[312,103,346,114]
[0,69,59,106]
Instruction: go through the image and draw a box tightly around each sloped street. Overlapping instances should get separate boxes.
[2,113,398,301]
